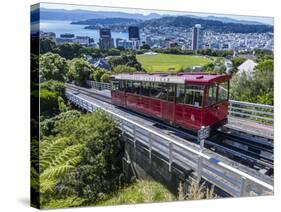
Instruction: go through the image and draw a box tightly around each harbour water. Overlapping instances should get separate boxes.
[39,19,128,42]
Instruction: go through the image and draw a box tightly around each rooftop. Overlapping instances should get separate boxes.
[113,73,231,84]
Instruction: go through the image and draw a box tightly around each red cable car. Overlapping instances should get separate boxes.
[111,73,231,132]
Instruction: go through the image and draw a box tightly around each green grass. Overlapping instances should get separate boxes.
[136,53,212,72]
[95,180,175,206]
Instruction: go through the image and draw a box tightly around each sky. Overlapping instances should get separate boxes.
[41,3,274,25]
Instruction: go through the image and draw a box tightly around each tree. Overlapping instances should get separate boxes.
[58,96,67,113]
[231,57,246,71]
[108,53,143,71]
[100,73,111,83]
[53,111,123,200]
[39,53,68,82]
[40,80,65,97]
[54,42,84,59]
[40,110,81,138]
[40,89,59,117]
[93,69,106,82]
[107,48,121,56]
[140,44,151,50]
[40,38,56,54]
[230,59,273,105]
[253,59,273,105]
[113,65,136,73]
[67,58,95,86]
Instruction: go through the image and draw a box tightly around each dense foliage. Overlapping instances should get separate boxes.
[39,81,66,117]
[152,48,234,58]
[40,38,56,54]
[39,111,123,208]
[230,59,273,105]
[231,57,246,71]
[53,42,84,60]
[67,58,95,86]
[108,53,142,71]
[113,65,136,73]
[39,53,68,82]
[93,68,107,82]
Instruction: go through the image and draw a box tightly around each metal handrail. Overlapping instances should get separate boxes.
[86,80,274,125]
[66,91,273,197]
[229,100,273,124]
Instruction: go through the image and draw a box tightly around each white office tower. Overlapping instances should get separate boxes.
[192,24,203,50]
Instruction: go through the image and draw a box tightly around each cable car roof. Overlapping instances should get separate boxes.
[113,73,231,84]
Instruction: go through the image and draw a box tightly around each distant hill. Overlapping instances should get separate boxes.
[139,16,273,33]
[71,18,141,25]
[39,8,162,21]
[202,16,267,25]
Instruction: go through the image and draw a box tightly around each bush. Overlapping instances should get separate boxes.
[100,73,111,83]
[40,89,59,117]
[39,53,68,82]
[113,65,136,74]
[93,69,106,82]
[41,80,65,97]
[54,111,123,201]
[40,110,81,138]
[39,111,123,208]
[67,58,95,86]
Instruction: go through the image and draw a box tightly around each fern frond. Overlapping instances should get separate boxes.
[40,164,74,180]
[39,137,83,194]
[40,138,68,171]
[49,144,83,168]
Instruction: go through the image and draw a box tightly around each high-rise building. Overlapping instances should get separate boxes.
[128,26,140,49]
[128,26,140,40]
[192,24,203,50]
[99,28,114,50]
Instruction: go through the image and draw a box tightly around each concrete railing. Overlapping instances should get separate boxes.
[66,91,273,197]
[86,80,274,125]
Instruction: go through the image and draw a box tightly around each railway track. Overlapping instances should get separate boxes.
[66,84,274,176]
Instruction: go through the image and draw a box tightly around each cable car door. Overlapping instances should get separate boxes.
[161,84,175,123]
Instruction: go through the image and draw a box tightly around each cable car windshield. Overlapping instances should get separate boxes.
[206,81,229,106]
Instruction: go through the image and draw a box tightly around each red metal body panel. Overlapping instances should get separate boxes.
[174,103,203,131]
[111,90,126,106]
[203,101,229,127]
[112,90,229,131]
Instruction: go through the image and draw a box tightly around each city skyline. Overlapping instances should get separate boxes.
[40,3,273,25]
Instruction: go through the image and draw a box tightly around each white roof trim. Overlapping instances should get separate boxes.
[114,74,185,84]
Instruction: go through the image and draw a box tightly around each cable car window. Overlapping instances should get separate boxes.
[141,82,150,96]
[185,86,203,107]
[132,81,141,95]
[119,80,126,92]
[150,82,162,99]
[207,84,217,106]
[167,84,175,102]
[176,85,185,104]
[218,81,229,102]
[159,83,169,100]
[112,80,119,91]
[127,80,133,93]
